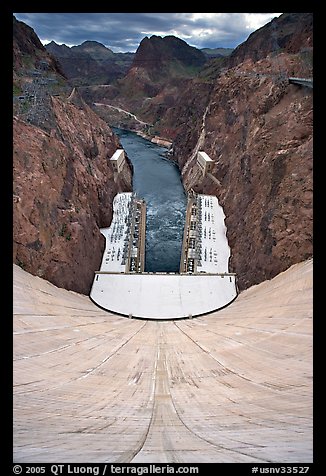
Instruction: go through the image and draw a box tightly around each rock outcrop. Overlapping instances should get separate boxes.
[130,35,206,82]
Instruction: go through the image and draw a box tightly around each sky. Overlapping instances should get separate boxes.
[13,13,282,52]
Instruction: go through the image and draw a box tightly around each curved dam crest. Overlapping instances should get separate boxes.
[90,130,237,318]
[13,259,313,462]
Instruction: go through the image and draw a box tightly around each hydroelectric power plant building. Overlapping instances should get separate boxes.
[110,148,126,174]
[196,150,214,176]
[90,151,237,319]
[90,194,237,318]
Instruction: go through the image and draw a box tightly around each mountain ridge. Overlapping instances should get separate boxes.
[201,47,233,58]
[46,40,134,85]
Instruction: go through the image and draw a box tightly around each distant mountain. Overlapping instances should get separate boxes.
[111,35,207,103]
[45,41,73,58]
[72,40,115,60]
[201,47,233,58]
[131,35,207,81]
[46,40,134,85]
[89,34,209,129]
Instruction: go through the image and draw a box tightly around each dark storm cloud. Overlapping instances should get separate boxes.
[13,13,282,52]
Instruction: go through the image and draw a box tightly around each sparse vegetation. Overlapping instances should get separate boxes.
[13,83,22,96]
[59,223,67,237]
[19,99,32,114]
[59,223,72,241]
[21,54,34,69]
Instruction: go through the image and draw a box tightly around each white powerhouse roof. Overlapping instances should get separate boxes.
[198,151,213,162]
[110,149,125,162]
[90,273,237,319]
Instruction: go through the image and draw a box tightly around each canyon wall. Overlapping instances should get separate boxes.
[13,93,132,294]
[14,13,313,294]
[73,13,313,292]
[170,13,313,290]
[13,16,132,294]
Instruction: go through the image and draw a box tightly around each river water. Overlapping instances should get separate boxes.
[113,128,187,273]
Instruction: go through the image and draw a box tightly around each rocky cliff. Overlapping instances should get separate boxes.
[13,16,65,90]
[13,92,132,294]
[170,13,313,290]
[116,35,206,111]
[228,13,313,67]
[13,17,133,294]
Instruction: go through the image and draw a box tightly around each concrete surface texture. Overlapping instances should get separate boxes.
[90,273,237,319]
[13,259,313,463]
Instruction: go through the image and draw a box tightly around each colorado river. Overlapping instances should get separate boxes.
[113,127,187,273]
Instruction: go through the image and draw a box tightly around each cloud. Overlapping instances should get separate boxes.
[13,12,282,52]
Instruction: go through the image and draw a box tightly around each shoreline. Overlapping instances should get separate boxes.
[92,102,173,149]
[135,130,173,149]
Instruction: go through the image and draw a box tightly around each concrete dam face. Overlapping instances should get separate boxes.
[13,259,312,463]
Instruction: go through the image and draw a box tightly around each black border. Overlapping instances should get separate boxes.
[7,3,321,474]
